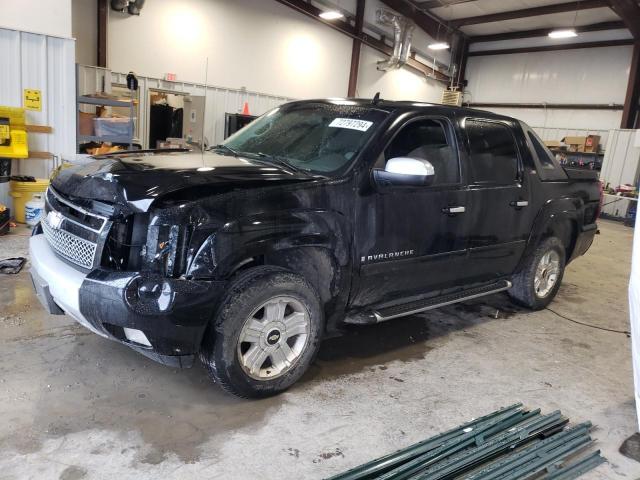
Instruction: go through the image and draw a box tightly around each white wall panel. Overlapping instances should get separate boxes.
[108,0,352,99]
[466,46,632,105]
[0,28,75,210]
[0,0,72,38]
[465,45,633,131]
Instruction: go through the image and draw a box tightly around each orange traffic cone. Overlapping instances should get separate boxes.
[242,102,250,115]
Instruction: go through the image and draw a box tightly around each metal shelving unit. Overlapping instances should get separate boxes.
[76,66,136,152]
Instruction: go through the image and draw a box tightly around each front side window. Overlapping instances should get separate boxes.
[222,103,388,175]
[384,119,459,185]
[466,120,520,185]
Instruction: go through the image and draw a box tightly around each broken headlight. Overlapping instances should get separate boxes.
[144,224,192,277]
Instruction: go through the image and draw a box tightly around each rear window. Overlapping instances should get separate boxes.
[465,119,520,185]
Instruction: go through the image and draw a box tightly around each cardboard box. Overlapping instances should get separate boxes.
[561,136,586,152]
[544,140,562,149]
[560,135,601,153]
[78,112,95,136]
[584,135,600,153]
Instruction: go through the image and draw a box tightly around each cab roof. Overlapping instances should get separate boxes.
[287,98,518,123]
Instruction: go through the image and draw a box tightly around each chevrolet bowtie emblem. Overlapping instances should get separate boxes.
[46,210,64,229]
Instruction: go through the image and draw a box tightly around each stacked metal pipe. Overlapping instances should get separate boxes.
[326,404,605,480]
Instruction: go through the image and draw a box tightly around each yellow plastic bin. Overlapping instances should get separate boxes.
[9,179,50,224]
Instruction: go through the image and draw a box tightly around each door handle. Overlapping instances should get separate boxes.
[442,206,466,214]
[510,200,529,208]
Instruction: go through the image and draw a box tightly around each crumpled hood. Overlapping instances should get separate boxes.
[52,151,315,213]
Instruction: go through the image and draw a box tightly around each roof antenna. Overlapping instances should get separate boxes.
[372,92,381,105]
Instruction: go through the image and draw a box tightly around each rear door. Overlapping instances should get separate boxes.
[463,118,533,283]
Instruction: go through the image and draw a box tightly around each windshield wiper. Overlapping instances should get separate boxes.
[210,145,314,177]
[209,144,241,156]
[253,152,313,177]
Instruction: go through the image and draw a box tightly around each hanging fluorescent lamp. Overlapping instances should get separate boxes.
[548,28,578,38]
[319,10,344,20]
[428,42,450,50]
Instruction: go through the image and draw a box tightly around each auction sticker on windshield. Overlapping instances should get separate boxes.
[329,118,373,132]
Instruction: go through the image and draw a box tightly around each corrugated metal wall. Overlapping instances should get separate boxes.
[601,130,640,188]
[78,65,292,149]
[0,28,75,209]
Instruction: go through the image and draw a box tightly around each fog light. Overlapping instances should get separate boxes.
[123,327,152,347]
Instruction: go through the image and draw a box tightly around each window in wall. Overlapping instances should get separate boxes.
[384,119,459,185]
[466,120,519,185]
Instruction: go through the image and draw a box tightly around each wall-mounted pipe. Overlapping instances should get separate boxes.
[376,9,414,71]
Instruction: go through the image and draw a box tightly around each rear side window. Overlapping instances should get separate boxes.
[526,128,568,181]
[528,132,556,169]
[466,120,519,185]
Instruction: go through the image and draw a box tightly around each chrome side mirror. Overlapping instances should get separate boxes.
[373,157,436,189]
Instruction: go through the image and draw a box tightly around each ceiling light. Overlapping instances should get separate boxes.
[319,10,344,20]
[548,29,578,38]
[428,42,450,50]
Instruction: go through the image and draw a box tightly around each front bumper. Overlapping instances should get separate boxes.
[29,234,226,368]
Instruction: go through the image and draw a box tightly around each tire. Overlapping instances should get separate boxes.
[509,237,566,310]
[200,266,323,399]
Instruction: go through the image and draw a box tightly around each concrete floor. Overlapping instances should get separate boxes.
[0,219,637,480]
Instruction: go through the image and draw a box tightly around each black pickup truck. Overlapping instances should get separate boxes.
[30,99,601,398]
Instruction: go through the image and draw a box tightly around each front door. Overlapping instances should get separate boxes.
[351,116,470,308]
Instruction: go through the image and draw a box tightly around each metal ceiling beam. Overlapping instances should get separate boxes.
[469,21,626,43]
[413,0,478,9]
[274,0,451,83]
[607,0,640,38]
[451,0,609,27]
[275,0,355,36]
[468,39,634,56]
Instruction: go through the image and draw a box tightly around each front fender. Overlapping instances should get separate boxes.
[187,209,350,280]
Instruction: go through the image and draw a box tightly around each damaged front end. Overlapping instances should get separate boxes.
[31,184,227,368]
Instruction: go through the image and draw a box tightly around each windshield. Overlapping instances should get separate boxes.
[222,102,388,175]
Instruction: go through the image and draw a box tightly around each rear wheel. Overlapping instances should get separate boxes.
[509,237,565,310]
[201,266,323,398]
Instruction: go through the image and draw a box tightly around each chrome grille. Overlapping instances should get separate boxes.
[41,188,110,270]
[42,218,97,269]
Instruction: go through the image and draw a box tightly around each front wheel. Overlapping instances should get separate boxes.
[509,237,566,310]
[201,266,323,399]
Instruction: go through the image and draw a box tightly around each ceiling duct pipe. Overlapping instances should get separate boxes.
[376,10,414,71]
[398,21,415,67]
